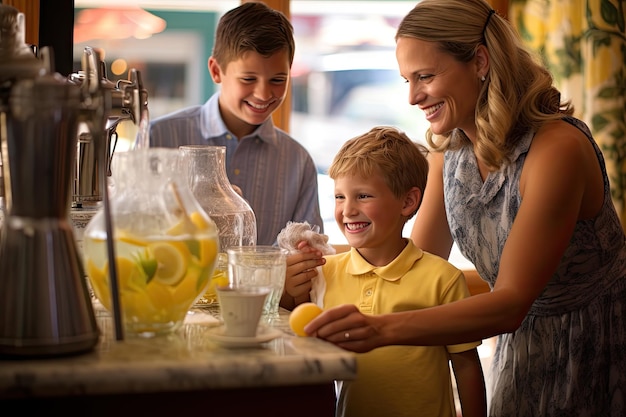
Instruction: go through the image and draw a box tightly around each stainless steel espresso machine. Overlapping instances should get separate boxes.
[0,4,149,357]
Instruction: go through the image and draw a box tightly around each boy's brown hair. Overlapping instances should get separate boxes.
[328,126,429,214]
[212,2,295,70]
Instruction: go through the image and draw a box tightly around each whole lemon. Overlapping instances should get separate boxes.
[289,302,323,337]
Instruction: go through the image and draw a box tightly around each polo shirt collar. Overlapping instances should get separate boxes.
[346,239,424,282]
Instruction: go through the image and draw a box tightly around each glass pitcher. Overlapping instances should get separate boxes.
[82,148,219,337]
[179,145,257,305]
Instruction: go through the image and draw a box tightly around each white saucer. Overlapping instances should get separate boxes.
[206,325,283,348]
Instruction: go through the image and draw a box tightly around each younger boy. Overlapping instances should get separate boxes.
[149,2,322,245]
[281,127,486,417]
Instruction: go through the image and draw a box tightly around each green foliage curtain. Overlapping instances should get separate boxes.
[509,0,626,226]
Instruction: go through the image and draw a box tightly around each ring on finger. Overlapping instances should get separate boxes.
[344,332,350,339]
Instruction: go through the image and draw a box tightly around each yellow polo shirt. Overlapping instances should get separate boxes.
[318,240,480,417]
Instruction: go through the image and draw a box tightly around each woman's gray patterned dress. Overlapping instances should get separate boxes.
[444,117,626,417]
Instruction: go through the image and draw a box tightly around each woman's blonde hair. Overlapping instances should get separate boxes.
[328,126,429,218]
[396,0,573,170]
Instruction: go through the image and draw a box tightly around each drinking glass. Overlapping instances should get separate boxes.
[226,246,288,321]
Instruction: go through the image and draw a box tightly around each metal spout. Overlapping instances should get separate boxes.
[69,47,150,206]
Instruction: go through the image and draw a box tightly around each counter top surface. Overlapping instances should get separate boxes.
[0,302,356,400]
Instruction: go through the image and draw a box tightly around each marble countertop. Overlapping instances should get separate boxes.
[0,302,356,400]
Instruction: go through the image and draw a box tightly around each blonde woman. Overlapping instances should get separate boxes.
[303,0,626,415]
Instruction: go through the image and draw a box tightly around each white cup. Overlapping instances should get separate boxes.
[216,286,269,337]
[227,246,288,321]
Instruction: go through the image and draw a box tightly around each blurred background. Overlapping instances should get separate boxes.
[71,0,438,254]
[7,0,624,256]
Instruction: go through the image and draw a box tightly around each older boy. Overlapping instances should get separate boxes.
[149,2,322,245]
[281,127,486,417]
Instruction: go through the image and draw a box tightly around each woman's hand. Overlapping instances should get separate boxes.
[304,304,388,353]
[280,241,325,310]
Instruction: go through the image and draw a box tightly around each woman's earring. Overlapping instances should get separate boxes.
[481,75,486,82]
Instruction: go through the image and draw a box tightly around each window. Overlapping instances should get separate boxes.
[71,0,472,268]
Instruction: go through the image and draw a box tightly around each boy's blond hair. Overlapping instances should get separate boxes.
[328,126,429,217]
[212,2,295,70]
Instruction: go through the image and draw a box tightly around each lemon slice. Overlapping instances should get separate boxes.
[173,265,203,306]
[114,256,148,290]
[167,211,214,236]
[166,219,195,236]
[85,259,111,308]
[189,211,210,230]
[197,238,218,267]
[86,258,106,284]
[212,271,229,288]
[122,289,154,321]
[146,281,174,311]
[149,242,188,286]
[116,230,150,246]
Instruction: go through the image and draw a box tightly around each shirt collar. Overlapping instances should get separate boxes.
[346,239,424,282]
[202,93,280,145]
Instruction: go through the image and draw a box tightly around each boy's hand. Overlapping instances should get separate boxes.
[281,242,325,309]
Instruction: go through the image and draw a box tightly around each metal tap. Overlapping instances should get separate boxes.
[69,46,149,207]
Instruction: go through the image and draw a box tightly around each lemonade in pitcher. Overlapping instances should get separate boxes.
[200,252,230,304]
[84,215,218,336]
[82,148,220,337]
